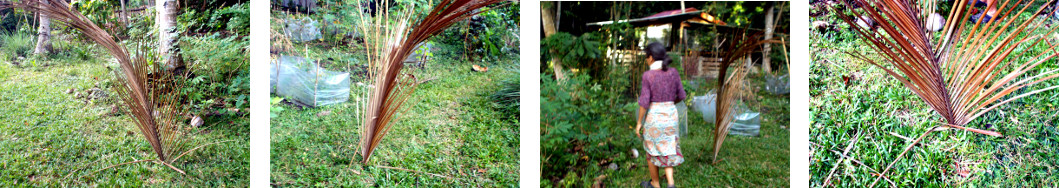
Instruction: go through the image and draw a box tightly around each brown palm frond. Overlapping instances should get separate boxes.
[1,0,201,168]
[830,0,1059,185]
[835,0,1059,132]
[354,0,503,163]
[711,29,768,163]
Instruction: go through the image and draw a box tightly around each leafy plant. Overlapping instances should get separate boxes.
[832,0,1059,185]
[180,33,250,115]
[430,2,518,61]
[178,3,250,36]
[540,72,638,184]
[541,32,602,67]
[270,97,285,118]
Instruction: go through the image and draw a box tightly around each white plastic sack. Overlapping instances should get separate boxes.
[270,56,350,107]
[691,90,761,136]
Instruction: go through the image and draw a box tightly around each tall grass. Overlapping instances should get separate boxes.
[0,31,34,58]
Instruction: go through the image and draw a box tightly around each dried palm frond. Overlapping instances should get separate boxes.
[1,0,216,173]
[831,0,1059,185]
[353,0,503,163]
[711,29,767,163]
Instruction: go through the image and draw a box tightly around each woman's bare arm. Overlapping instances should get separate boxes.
[636,106,646,138]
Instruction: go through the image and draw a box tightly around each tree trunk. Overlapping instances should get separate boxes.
[541,1,564,80]
[33,0,51,55]
[120,0,127,26]
[157,0,182,70]
[761,2,775,74]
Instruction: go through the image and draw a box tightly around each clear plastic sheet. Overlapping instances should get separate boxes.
[270,56,350,107]
[283,17,322,42]
[691,90,761,136]
[676,101,689,136]
[765,74,789,95]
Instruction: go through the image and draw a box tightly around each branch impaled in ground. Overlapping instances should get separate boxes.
[1,0,196,164]
[712,29,769,163]
[354,0,504,163]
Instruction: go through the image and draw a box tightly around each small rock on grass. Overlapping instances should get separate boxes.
[190,116,204,127]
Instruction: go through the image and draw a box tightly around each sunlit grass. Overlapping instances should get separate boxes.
[0,57,249,186]
[269,45,520,186]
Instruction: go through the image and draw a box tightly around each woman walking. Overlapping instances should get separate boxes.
[636,42,686,188]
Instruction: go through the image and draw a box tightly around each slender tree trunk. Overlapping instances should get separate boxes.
[120,0,127,26]
[761,2,775,74]
[157,0,182,70]
[541,1,564,80]
[33,0,51,55]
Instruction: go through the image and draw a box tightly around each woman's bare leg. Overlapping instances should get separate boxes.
[648,159,660,187]
[664,167,675,187]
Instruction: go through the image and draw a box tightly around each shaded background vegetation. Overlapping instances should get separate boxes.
[540,1,790,187]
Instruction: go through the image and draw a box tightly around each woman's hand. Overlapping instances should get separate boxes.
[635,123,642,139]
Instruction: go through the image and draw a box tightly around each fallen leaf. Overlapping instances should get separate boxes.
[317,110,332,117]
[472,64,488,72]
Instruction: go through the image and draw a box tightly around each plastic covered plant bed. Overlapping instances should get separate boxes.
[283,17,322,42]
[270,56,350,107]
[691,90,761,136]
[765,73,789,95]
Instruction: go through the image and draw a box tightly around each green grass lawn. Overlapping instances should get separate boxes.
[808,21,1059,186]
[0,57,249,186]
[594,75,790,187]
[269,54,520,187]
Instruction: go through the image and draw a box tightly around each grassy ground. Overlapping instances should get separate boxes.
[0,55,249,186]
[808,17,1059,186]
[269,52,520,186]
[557,74,791,187]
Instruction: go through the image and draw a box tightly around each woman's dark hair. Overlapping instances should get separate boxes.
[644,42,672,71]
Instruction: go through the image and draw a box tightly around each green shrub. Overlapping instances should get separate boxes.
[180,33,250,116]
[432,3,520,61]
[179,3,250,37]
[540,72,638,183]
